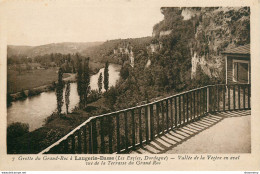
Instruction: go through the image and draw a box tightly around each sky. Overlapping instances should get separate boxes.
[1,0,164,46]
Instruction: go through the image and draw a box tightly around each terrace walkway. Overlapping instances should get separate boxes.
[130,110,251,154]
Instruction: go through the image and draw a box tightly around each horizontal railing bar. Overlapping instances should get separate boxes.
[39,83,250,154]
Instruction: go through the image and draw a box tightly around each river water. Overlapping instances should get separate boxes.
[7,64,121,131]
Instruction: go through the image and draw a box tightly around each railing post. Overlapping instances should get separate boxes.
[92,119,98,154]
[156,103,160,136]
[147,105,151,140]
[108,115,113,154]
[174,97,177,128]
[88,123,92,154]
[64,140,69,154]
[161,101,165,134]
[100,118,105,154]
[228,85,231,111]
[139,108,143,145]
[124,112,129,151]
[77,130,82,154]
[248,84,251,109]
[193,91,195,120]
[233,85,236,110]
[223,85,226,112]
[116,114,120,153]
[170,98,173,130]
[145,106,149,144]
[131,109,136,150]
[186,93,189,122]
[238,85,240,110]
[83,126,87,154]
[207,86,210,113]
[216,85,219,112]
[178,96,181,126]
[150,104,155,140]
[182,95,185,124]
[166,100,169,132]
[243,85,246,109]
[71,135,75,154]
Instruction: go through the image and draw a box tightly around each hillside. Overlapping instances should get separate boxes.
[7,42,103,57]
[95,7,250,110]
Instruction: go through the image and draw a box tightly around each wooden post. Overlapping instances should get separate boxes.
[190,92,193,120]
[156,103,160,136]
[243,85,246,109]
[161,101,165,134]
[223,85,226,112]
[108,115,113,154]
[71,135,75,154]
[139,108,143,145]
[211,87,214,112]
[92,119,98,154]
[145,106,149,144]
[150,104,155,140]
[131,109,136,150]
[83,126,87,154]
[183,94,185,124]
[100,118,105,154]
[116,114,120,153]
[202,88,205,115]
[238,85,240,110]
[166,100,169,132]
[77,130,82,154]
[63,140,68,154]
[248,85,251,109]
[228,85,230,111]
[207,87,210,113]
[217,85,219,112]
[174,97,177,128]
[233,85,236,110]
[124,112,129,151]
[197,90,200,118]
[186,93,189,122]
[193,91,196,119]
[170,98,173,130]
[179,96,181,125]
[88,123,92,154]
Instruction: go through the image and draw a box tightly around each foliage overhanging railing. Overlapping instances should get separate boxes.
[39,83,251,154]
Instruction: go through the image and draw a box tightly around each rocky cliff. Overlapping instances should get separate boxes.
[152,7,250,81]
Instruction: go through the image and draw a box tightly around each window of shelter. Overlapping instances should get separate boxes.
[233,59,249,83]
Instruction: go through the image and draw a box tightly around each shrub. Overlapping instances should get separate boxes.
[7,122,29,139]
[87,90,101,104]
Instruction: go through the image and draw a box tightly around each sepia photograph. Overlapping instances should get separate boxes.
[0,0,259,172]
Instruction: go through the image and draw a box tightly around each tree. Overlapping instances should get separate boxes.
[82,57,90,108]
[56,68,64,116]
[98,72,103,93]
[104,61,109,92]
[65,82,70,114]
[76,54,83,108]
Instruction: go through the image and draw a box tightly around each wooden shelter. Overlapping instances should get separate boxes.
[222,44,250,84]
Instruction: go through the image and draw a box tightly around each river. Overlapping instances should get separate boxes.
[7,64,121,131]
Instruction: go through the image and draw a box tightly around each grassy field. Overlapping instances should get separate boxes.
[7,68,69,94]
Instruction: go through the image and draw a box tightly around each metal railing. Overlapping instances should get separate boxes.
[39,83,251,154]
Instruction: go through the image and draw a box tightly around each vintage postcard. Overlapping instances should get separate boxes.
[0,0,260,171]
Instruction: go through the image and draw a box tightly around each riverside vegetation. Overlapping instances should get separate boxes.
[7,7,250,154]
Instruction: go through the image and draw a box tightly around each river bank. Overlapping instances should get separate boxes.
[7,74,119,154]
[8,73,77,103]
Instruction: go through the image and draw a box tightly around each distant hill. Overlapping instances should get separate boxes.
[7,42,103,57]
